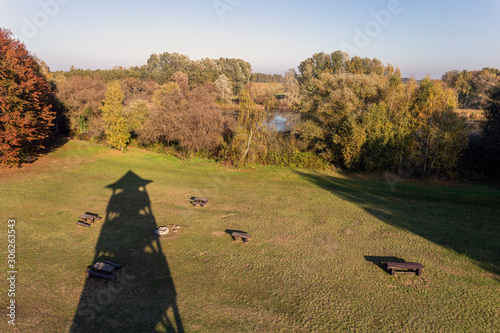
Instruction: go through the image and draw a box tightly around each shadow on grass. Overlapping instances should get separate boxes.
[71,171,184,332]
[295,170,500,277]
[42,135,69,154]
[364,256,406,275]
[16,135,69,167]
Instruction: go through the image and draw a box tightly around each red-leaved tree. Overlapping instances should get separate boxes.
[0,28,54,165]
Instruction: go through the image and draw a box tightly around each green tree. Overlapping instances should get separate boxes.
[297,72,387,165]
[101,81,130,150]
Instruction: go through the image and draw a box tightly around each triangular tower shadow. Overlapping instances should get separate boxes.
[71,170,184,332]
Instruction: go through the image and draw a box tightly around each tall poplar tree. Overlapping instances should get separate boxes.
[101,81,129,150]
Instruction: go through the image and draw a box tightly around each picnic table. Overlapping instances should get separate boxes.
[192,197,208,207]
[86,261,122,283]
[231,231,251,243]
[79,213,102,224]
[386,262,425,276]
[93,261,121,273]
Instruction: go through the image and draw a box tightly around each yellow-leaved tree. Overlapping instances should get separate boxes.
[410,77,468,177]
[101,81,130,150]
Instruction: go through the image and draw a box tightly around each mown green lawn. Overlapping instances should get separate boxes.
[1,140,499,332]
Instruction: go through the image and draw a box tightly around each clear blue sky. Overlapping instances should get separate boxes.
[1,0,499,78]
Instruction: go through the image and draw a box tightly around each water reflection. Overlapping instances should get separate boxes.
[224,109,300,133]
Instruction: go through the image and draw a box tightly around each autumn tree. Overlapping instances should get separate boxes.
[53,75,107,136]
[171,71,189,95]
[119,78,158,104]
[140,82,225,154]
[0,28,54,165]
[101,81,130,150]
[151,83,182,109]
[410,77,468,177]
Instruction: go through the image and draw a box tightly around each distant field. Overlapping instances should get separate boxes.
[456,108,486,133]
[456,108,486,121]
[1,140,499,332]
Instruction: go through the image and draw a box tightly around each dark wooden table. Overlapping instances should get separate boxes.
[79,213,102,223]
[386,262,425,276]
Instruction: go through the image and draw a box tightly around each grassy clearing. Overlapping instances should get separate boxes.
[456,108,486,122]
[456,108,486,133]
[0,140,499,332]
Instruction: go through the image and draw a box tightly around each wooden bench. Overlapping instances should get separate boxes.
[231,231,251,243]
[79,213,102,223]
[386,262,424,276]
[85,270,115,283]
[192,198,208,207]
[76,221,90,228]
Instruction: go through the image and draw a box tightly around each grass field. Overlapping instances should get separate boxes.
[1,140,499,332]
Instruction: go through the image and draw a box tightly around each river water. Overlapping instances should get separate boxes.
[224,110,301,133]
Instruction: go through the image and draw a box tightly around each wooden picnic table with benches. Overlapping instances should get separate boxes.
[386,262,425,276]
[79,213,102,224]
[192,197,208,207]
[85,261,122,283]
[93,261,122,273]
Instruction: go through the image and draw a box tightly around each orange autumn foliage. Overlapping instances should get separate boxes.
[0,28,54,165]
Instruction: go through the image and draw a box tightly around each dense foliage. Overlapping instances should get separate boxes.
[294,52,469,177]
[139,79,227,154]
[54,52,252,96]
[4,40,498,177]
[481,85,500,175]
[442,68,500,109]
[0,28,54,165]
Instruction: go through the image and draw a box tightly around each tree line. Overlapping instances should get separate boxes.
[1,28,499,178]
[57,52,252,95]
